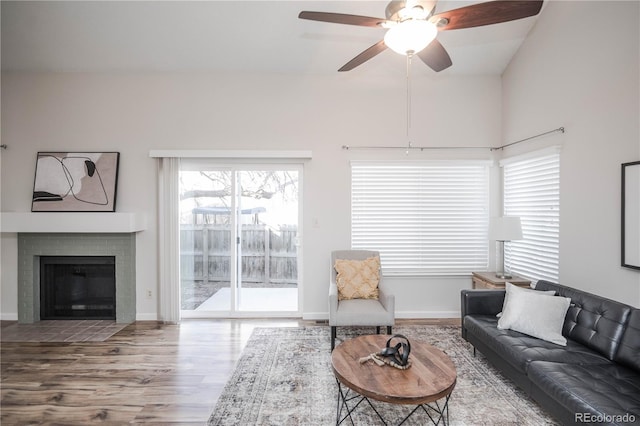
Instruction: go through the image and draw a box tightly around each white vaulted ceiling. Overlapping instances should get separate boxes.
[1,1,543,76]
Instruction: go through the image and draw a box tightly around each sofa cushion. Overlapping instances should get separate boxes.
[528,361,640,423]
[464,316,611,374]
[536,281,633,360]
[615,309,640,372]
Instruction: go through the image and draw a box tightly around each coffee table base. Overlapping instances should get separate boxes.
[335,379,452,426]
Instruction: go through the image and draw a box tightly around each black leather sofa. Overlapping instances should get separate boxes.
[461,280,640,425]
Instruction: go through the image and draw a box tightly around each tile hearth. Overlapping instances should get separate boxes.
[0,320,127,342]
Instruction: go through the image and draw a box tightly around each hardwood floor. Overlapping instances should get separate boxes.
[1,318,459,425]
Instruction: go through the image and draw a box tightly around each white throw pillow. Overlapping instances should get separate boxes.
[496,283,556,318]
[497,282,571,346]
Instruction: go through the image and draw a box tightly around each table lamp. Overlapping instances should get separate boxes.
[489,216,523,279]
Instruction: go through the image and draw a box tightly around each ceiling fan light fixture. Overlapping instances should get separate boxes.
[384,19,437,56]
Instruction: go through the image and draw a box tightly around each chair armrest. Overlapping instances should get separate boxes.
[378,281,395,316]
[460,289,505,318]
[329,281,338,325]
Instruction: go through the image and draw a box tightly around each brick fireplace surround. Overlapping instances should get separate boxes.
[17,233,136,324]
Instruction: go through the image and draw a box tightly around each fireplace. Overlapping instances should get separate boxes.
[40,256,116,320]
[17,233,136,324]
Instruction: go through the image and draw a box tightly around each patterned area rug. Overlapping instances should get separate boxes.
[208,326,558,425]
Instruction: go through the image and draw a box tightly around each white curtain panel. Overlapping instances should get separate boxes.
[157,156,181,324]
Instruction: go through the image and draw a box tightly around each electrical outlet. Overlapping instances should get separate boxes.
[146,289,153,299]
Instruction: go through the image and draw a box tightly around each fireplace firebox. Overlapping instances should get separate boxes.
[40,256,116,320]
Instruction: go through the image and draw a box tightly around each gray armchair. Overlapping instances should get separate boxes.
[329,250,395,350]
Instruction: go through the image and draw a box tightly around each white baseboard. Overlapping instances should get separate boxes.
[135,313,158,321]
[1,312,458,322]
[303,310,460,321]
[396,311,460,319]
[302,312,327,321]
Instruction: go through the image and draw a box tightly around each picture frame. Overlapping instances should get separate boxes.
[31,152,120,212]
[622,161,640,270]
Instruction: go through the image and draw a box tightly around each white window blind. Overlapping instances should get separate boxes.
[502,150,560,282]
[351,162,489,275]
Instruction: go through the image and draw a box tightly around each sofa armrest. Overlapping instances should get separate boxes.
[461,289,506,317]
[461,289,505,340]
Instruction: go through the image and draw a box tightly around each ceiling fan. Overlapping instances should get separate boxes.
[298,0,544,72]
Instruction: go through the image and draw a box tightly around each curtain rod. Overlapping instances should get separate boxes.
[494,127,565,151]
[342,144,490,151]
[342,127,565,152]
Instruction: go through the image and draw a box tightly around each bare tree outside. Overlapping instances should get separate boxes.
[179,169,299,311]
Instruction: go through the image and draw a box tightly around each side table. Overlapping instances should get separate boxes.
[471,271,531,289]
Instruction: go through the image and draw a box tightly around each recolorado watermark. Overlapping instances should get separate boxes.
[575,413,636,424]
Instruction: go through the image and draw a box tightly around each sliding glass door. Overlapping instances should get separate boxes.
[179,162,300,317]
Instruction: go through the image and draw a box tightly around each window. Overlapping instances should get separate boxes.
[502,148,560,282]
[351,161,490,275]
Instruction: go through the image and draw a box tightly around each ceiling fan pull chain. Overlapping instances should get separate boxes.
[405,53,415,155]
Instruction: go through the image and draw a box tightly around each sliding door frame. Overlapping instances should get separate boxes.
[179,160,304,319]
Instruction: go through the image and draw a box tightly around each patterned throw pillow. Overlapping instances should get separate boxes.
[334,256,380,300]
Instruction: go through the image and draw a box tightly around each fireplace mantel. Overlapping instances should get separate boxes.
[1,212,146,233]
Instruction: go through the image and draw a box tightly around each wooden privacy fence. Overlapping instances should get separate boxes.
[180,224,298,285]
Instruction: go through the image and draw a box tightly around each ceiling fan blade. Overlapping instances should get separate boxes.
[434,0,543,31]
[338,40,388,72]
[416,39,452,72]
[298,11,387,28]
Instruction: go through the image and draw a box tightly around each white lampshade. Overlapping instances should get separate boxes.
[489,216,523,241]
[384,20,437,55]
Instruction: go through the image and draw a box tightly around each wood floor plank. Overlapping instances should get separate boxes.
[1,404,144,424]
[1,318,458,424]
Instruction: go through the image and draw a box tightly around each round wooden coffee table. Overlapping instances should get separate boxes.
[331,334,457,425]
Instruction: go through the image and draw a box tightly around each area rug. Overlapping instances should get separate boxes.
[208,326,558,426]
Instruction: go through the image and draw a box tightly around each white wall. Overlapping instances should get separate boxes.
[3,1,639,320]
[1,71,501,320]
[502,1,640,306]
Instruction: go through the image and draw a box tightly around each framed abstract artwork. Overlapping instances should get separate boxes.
[31,152,120,212]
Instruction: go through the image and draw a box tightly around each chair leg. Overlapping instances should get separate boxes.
[376,326,381,334]
[387,326,392,334]
[331,326,336,351]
